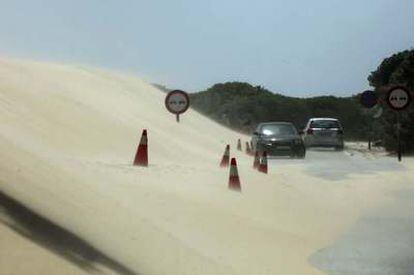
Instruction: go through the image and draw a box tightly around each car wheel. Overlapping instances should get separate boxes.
[297,151,306,159]
[335,145,344,151]
[295,146,306,159]
[297,153,306,159]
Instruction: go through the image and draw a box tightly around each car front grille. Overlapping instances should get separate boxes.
[276,141,292,146]
[262,141,292,150]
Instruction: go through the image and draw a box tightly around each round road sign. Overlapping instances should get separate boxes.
[360,90,377,108]
[165,90,190,115]
[386,86,412,111]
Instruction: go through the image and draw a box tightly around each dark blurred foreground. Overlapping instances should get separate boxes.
[0,191,137,275]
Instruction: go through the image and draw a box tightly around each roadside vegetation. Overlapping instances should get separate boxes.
[368,49,414,153]
[189,49,414,153]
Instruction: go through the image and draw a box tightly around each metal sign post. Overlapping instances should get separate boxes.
[165,90,190,123]
[397,113,401,162]
[360,90,378,150]
[368,124,372,151]
[386,86,412,162]
[366,105,384,151]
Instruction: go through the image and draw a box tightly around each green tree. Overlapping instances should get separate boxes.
[368,49,414,153]
[190,82,371,140]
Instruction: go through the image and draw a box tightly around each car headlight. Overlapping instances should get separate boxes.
[259,140,272,146]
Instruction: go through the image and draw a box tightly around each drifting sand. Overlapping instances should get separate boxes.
[0,57,413,274]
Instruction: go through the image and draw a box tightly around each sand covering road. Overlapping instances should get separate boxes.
[1,57,413,274]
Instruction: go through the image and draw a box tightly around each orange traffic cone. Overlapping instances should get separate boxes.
[253,151,260,169]
[228,158,241,191]
[258,151,268,174]
[237,139,242,151]
[133,129,148,167]
[220,145,230,168]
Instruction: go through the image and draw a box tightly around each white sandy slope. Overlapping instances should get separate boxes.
[1,57,413,275]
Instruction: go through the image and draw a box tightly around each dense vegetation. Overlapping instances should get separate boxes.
[368,49,414,153]
[189,49,414,153]
[190,83,370,140]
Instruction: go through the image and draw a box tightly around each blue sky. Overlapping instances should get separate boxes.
[0,0,413,97]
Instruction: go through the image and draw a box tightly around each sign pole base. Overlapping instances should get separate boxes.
[398,149,402,162]
[397,112,402,162]
[176,114,180,123]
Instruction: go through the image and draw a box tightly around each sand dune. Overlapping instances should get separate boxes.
[1,57,413,274]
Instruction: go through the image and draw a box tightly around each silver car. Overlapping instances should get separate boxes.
[302,118,344,150]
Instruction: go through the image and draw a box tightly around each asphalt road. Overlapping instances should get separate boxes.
[269,147,414,275]
[269,147,404,181]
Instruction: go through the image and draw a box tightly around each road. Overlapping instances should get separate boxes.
[268,147,414,275]
[2,58,413,275]
[269,147,404,181]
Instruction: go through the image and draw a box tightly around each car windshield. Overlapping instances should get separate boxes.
[261,124,297,136]
[310,120,340,129]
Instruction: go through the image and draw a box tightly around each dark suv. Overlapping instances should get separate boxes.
[251,122,306,158]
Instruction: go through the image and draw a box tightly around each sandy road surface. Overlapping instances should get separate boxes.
[301,148,414,275]
[269,148,414,274]
[269,146,403,181]
[1,57,413,275]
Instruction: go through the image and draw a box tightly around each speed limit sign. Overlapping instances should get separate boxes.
[165,90,190,122]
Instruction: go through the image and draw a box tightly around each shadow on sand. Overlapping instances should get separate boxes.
[0,191,138,275]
